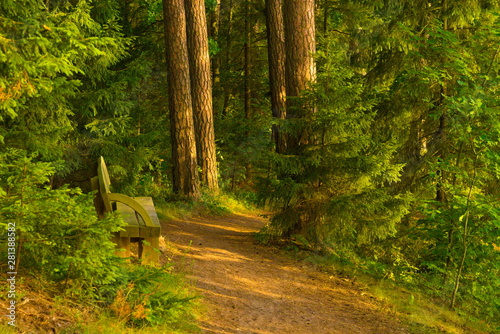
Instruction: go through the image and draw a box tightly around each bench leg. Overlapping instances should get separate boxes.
[141,237,159,264]
[112,234,131,260]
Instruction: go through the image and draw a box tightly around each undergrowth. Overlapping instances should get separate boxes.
[0,150,201,333]
[0,261,201,333]
[154,189,257,220]
[262,237,499,334]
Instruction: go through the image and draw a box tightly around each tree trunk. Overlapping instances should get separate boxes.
[209,0,221,84]
[244,0,252,182]
[162,0,200,198]
[220,0,234,117]
[283,0,316,151]
[323,0,329,33]
[244,0,251,122]
[265,0,287,153]
[185,0,219,191]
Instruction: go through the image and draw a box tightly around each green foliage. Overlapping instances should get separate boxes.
[257,1,500,327]
[259,36,412,249]
[0,149,125,291]
[349,1,500,325]
[103,264,198,328]
[0,0,129,162]
[156,190,254,221]
[0,0,167,193]
[75,0,170,197]
[208,37,221,57]
[205,0,218,13]
[0,149,199,331]
[412,85,500,321]
[211,0,271,189]
[198,191,233,215]
[137,0,163,24]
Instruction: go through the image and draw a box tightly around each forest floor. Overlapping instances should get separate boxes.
[161,212,411,334]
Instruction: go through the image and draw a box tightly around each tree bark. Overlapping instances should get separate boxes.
[244,0,251,122]
[163,0,200,198]
[244,0,252,182]
[208,0,221,84]
[185,0,219,191]
[283,0,316,151]
[265,0,287,153]
[220,0,234,117]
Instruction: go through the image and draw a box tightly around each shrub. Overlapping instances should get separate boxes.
[0,149,125,295]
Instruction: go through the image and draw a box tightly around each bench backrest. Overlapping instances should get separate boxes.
[97,156,113,213]
[94,156,157,229]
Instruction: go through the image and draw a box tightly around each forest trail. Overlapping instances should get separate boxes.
[161,213,410,334]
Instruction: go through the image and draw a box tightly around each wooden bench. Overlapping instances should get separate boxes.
[91,156,161,264]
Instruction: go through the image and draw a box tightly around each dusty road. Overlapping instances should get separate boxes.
[162,213,409,334]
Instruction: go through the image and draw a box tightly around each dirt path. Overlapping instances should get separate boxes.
[161,213,409,334]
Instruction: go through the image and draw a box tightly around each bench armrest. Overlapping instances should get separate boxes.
[107,193,157,227]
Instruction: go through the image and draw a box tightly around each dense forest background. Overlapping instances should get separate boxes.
[1,0,499,331]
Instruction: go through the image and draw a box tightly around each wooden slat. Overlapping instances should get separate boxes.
[97,157,113,213]
[134,196,161,238]
[91,177,105,218]
[107,193,157,228]
[115,197,161,238]
[134,197,160,225]
[112,233,131,259]
[115,202,141,237]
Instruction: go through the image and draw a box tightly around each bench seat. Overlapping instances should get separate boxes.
[115,197,161,238]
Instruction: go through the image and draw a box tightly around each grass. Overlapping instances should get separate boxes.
[60,310,202,334]
[0,268,202,334]
[280,249,497,334]
[0,312,201,334]
[0,255,202,334]
[154,190,256,221]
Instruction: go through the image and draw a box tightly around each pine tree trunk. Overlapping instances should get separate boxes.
[220,0,234,117]
[244,0,251,122]
[243,0,252,182]
[185,0,219,191]
[323,0,330,33]
[163,0,200,198]
[265,0,287,153]
[283,0,316,151]
[209,0,220,84]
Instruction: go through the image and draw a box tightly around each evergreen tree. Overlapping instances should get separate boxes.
[162,0,200,198]
[346,0,500,316]
[0,0,129,167]
[265,0,286,153]
[185,0,219,191]
[283,0,316,151]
